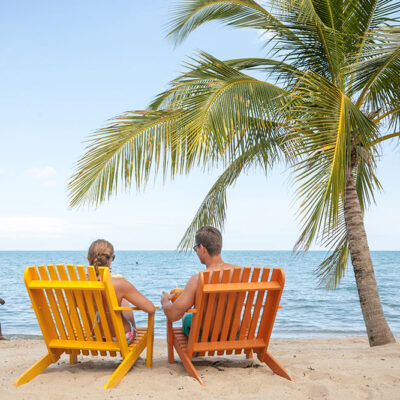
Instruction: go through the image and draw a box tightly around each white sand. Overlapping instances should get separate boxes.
[1,337,399,399]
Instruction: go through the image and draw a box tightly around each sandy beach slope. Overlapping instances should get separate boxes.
[1,337,399,400]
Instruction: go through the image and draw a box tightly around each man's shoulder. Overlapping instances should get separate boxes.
[224,262,240,269]
[187,273,200,285]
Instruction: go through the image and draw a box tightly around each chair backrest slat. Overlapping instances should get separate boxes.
[199,270,221,343]
[228,267,251,340]
[37,265,67,341]
[187,270,208,357]
[100,267,128,357]
[247,267,270,341]
[77,266,107,356]
[47,265,76,341]
[235,267,261,354]
[67,264,97,356]
[225,267,251,355]
[87,267,114,348]
[208,268,232,350]
[256,268,285,348]
[191,267,285,358]
[25,267,59,346]
[217,267,242,353]
[57,264,88,356]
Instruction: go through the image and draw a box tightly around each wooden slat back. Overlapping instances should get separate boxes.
[100,267,128,357]
[47,265,77,342]
[256,268,285,348]
[25,267,60,358]
[208,268,232,355]
[67,264,96,356]
[76,266,106,356]
[88,267,117,357]
[234,267,261,355]
[25,264,126,358]
[186,270,208,357]
[243,267,270,355]
[37,266,67,341]
[217,267,242,355]
[199,270,221,344]
[56,264,88,356]
[190,267,284,358]
[225,267,251,355]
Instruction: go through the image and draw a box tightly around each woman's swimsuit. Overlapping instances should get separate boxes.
[90,311,137,345]
[125,319,137,345]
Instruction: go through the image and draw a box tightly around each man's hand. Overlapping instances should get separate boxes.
[161,275,198,322]
[161,291,173,306]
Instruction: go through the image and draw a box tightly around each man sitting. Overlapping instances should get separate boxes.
[161,226,237,336]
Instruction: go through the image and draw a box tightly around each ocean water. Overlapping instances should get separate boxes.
[0,251,398,339]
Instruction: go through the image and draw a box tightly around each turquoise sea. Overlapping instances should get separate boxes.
[0,251,398,339]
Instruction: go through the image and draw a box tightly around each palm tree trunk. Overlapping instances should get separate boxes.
[344,172,396,346]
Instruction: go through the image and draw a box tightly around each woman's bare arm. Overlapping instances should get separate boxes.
[113,277,156,314]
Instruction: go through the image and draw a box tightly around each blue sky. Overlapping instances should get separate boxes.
[0,0,399,251]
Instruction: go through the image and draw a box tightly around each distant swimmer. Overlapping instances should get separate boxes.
[136,261,139,265]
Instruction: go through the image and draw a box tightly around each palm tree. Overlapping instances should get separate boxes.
[69,0,400,346]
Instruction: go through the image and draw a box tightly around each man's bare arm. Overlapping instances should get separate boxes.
[161,274,198,322]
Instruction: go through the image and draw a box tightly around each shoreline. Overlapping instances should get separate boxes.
[1,332,375,340]
[1,337,399,399]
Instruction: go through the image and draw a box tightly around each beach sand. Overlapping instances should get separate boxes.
[1,337,399,399]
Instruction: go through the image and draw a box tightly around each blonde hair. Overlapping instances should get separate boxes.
[87,239,114,273]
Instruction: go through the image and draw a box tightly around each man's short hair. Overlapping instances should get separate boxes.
[195,226,222,256]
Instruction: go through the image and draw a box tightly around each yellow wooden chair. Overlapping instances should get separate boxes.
[167,267,293,385]
[14,264,155,389]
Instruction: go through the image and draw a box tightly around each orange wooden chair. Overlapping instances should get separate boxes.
[167,267,293,385]
[14,264,155,389]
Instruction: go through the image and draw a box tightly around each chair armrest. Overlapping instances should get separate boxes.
[114,306,160,312]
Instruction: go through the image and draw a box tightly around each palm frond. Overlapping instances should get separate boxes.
[166,0,299,46]
[178,138,279,250]
[344,0,400,56]
[289,71,377,251]
[149,52,289,164]
[315,153,381,288]
[69,110,182,207]
[317,235,350,289]
[271,0,345,83]
[70,53,289,208]
[350,27,400,108]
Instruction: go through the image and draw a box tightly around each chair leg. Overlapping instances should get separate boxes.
[70,352,78,366]
[146,330,154,368]
[104,342,145,389]
[172,338,204,385]
[179,350,204,385]
[14,353,58,386]
[258,351,293,381]
[167,320,174,364]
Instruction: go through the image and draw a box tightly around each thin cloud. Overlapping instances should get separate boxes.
[0,216,66,238]
[41,180,57,188]
[0,216,109,240]
[25,166,57,180]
